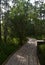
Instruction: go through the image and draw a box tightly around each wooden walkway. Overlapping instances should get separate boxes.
[3,38,40,65]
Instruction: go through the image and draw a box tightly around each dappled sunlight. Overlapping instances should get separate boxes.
[16,55,27,63]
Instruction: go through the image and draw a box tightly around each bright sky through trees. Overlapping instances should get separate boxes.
[2,0,45,13]
[30,0,45,3]
[9,0,45,6]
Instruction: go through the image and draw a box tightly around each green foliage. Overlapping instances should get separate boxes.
[0,40,20,65]
[38,44,45,65]
[3,0,32,44]
[2,0,45,42]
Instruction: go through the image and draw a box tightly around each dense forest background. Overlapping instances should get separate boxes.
[0,0,45,44]
[0,0,45,65]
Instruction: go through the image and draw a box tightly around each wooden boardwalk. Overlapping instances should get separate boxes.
[3,38,40,65]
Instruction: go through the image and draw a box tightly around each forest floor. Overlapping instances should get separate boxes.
[3,38,40,65]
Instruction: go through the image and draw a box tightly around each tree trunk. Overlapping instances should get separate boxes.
[0,0,2,42]
[4,23,7,43]
[19,37,23,46]
[0,23,1,42]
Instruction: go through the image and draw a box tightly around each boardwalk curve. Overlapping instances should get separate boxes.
[3,38,40,65]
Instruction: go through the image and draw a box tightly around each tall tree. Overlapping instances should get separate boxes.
[5,0,32,45]
[2,0,11,42]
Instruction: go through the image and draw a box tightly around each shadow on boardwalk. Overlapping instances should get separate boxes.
[3,38,40,65]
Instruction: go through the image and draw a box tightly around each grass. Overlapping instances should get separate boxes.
[0,38,21,65]
[37,43,45,65]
